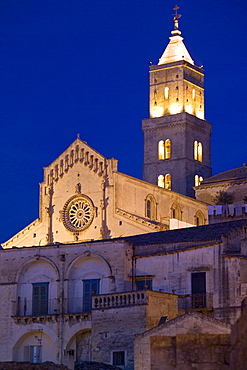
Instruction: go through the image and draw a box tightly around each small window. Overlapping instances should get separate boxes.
[145,195,156,220]
[165,174,171,190]
[171,202,181,220]
[195,210,205,226]
[191,272,206,309]
[195,175,204,186]
[136,279,153,290]
[112,351,125,366]
[146,199,151,218]
[192,88,195,100]
[164,87,169,99]
[194,141,203,162]
[158,175,165,188]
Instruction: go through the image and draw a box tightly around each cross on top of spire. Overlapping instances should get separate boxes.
[173,5,181,29]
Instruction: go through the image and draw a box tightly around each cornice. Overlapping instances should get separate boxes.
[142,120,211,136]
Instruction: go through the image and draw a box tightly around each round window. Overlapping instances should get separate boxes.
[62,195,94,232]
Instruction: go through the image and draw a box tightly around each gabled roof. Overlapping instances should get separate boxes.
[44,135,109,170]
[126,219,247,247]
[137,311,231,338]
[158,28,194,65]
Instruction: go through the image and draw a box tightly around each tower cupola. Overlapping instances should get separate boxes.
[158,6,194,65]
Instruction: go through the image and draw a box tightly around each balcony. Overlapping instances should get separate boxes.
[12,290,172,324]
[12,298,59,324]
[12,297,92,324]
[15,298,58,316]
[92,290,147,310]
[178,293,213,310]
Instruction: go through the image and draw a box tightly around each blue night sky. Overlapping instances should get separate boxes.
[0,0,246,243]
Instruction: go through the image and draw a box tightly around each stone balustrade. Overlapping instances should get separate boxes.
[92,290,147,310]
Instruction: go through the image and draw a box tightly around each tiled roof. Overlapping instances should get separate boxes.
[201,165,247,185]
[125,219,247,246]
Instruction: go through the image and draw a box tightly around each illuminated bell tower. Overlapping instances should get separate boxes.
[142,7,212,198]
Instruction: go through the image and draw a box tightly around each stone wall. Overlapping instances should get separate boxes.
[91,291,178,369]
[150,334,230,370]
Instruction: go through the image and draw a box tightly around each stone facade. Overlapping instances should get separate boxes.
[0,220,247,368]
[0,240,132,367]
[91,291,177,369]
[132,220,247,324]
[1,137,208,249]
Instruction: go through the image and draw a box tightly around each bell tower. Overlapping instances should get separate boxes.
[142,7,212,198]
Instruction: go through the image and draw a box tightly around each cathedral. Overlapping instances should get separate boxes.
[2,9,211,249]
[1,9,247,370]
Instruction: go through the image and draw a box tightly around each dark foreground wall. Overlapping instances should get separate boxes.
[230,297,247,370]
[0,362,68,370]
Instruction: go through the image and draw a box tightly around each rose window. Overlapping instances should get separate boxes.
[62,195,94,232]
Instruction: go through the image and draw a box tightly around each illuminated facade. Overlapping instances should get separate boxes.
[143,15,212,197]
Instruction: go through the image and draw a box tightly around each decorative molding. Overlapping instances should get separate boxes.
[116,208,168,231]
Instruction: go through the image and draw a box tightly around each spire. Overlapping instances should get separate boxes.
[158,5,194,66]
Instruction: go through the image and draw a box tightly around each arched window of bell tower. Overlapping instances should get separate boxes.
[158,141,165,160]
[195,175,204,187]
[194,141,203,162]
[158,139,171,160]
[165,174,171,190]
[158,175,165,188]
[165,139,171,159]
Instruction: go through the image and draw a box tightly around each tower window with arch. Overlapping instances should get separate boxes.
[158,140,165,160]
[145,195,156,220]
[165,174,172,190]
[195,175,204,187]
[171,202,181,220]
[158,139,171,160]
[195,210,205,226]
[158,175,164,188]
[194,141,202,162]
[165,139,171,159]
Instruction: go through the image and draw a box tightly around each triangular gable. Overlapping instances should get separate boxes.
[44,136,110,170]
[137,312,231,338]
[43,136,118,184]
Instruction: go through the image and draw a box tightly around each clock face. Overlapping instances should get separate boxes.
[62,195,94,232]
